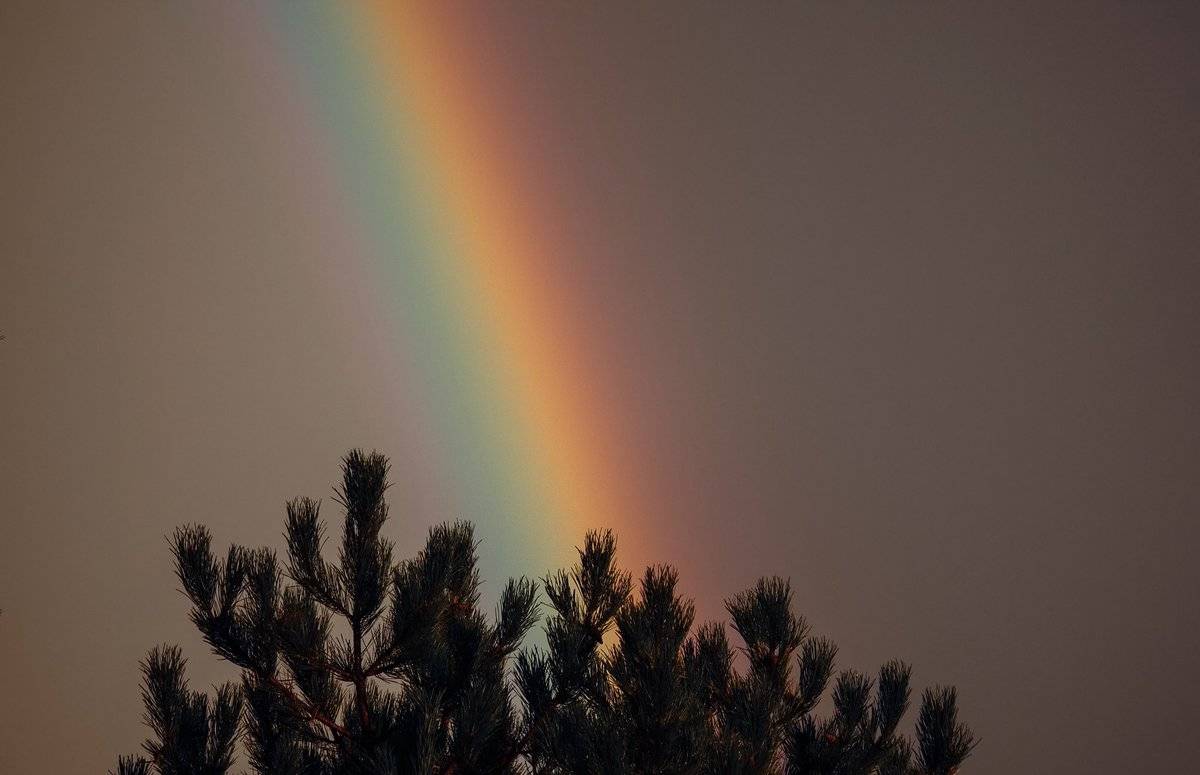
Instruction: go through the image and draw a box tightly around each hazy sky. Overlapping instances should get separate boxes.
[3,2,1199,773]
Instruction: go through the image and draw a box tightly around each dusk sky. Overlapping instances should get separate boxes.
[3,2,1199,773]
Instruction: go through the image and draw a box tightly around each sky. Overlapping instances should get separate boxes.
[2,2,1199,773]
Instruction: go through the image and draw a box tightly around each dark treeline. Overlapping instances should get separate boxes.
[115,450,975,775]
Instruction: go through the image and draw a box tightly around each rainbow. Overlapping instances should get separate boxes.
[242,1,646,581]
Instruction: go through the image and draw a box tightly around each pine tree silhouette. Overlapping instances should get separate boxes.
[115,450,975,774]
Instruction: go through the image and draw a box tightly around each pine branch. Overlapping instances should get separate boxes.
[115,448,978,774]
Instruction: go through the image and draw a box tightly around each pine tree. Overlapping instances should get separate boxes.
[116,450,975,774]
